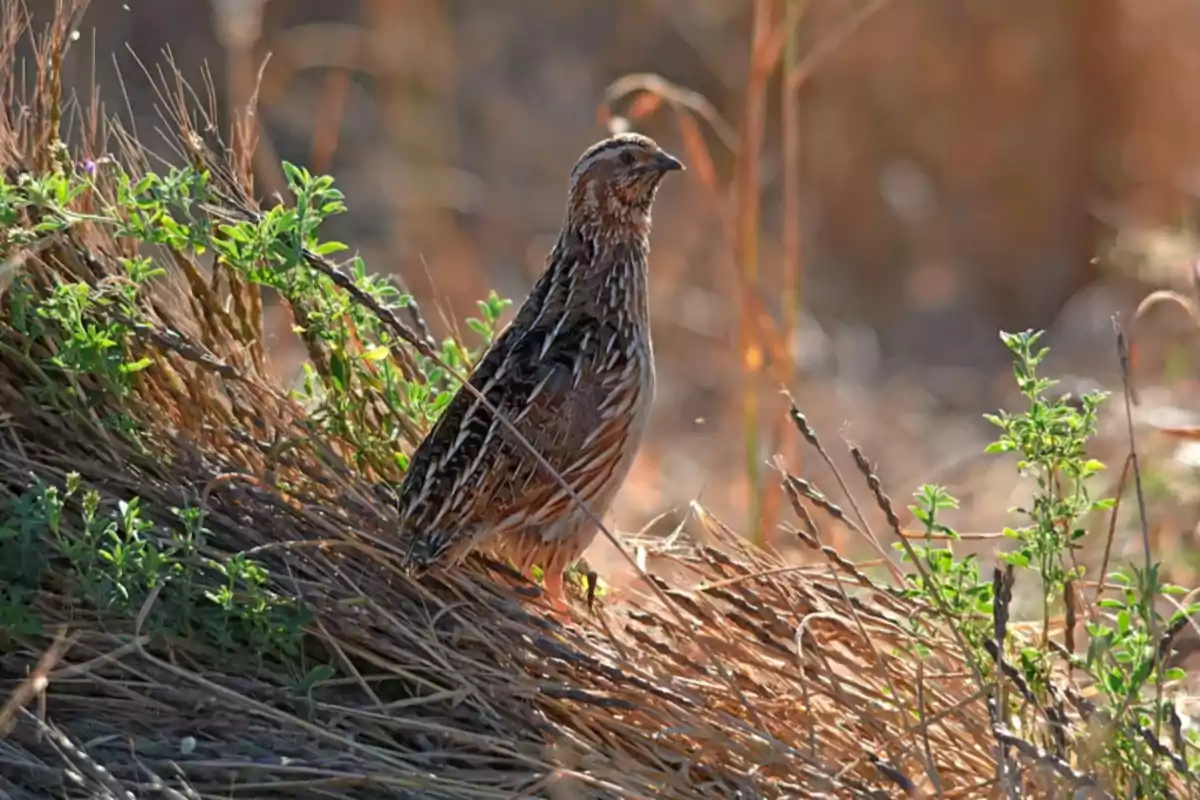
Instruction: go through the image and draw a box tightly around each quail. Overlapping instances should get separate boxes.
[398,132,683,610]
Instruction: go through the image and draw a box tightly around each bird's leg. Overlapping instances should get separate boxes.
[584,569,600,613]
[541,568,573,616]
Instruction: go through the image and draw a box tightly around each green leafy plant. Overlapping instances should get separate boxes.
[1081,563,1200,793]
[466,290,513,351]
[895,484,994,657]
[985,330,1112,643]
[881,329,1200,789]
[0,473,312,666]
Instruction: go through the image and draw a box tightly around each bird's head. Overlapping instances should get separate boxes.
[566,132,684,231]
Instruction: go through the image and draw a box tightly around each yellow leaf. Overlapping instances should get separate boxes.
[363,345,391,361]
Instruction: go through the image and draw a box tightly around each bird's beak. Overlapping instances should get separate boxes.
[651,151,685,173]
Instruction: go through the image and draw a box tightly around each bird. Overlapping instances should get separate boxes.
[396,132,684,612]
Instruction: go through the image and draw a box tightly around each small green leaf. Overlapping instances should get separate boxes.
[118,357,153,374]
[329,352,348,390]
[1002,551,1030,568]
[299,664,336,692]
[1129,658,1153,689]
[362,345,391,362]
[313,240,348,256]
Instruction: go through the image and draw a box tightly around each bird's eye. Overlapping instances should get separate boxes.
[619,150,636,166]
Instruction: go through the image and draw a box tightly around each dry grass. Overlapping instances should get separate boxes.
[0,4,1193,799]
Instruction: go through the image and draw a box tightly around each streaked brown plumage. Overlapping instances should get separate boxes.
[397,132,683,610]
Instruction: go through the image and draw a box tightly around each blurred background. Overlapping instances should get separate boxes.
[48,0,1200,589]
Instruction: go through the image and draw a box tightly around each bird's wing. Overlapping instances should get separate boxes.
[397,299,635,565]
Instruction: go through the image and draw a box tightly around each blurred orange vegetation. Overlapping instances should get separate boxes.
[53,0,1200,579]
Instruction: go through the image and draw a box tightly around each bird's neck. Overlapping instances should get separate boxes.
[536,219,652,327]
